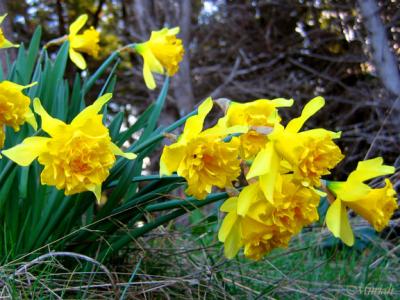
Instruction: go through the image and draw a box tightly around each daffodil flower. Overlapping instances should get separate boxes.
[68,14,100,69]
[0,81,37,148]
[326,157,397,246]
[2,93,136,202]
[247,97,343,202]
[0,14,19,49]
[135,27,184,89]
[160,97,246,199]
[219,175,320,260]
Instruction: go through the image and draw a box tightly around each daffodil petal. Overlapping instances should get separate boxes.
[168,27,180,35]
[33,98,66,136]
[247,142,276,179]
[271,98,294,107]
[110,142,136,159]
[138,46,164,74]
[286,96,325,133]
[218,211,238,242]
[2,136,49,166]
[24,107,37,130]
[69,14,88,36]
[220,196,238,212]
[143,61,156,90]
[94,185,102,203]
[0,14,7,24]
[71,93,112,127]
[348,157,395,183]
[160,143,186,176]
[326,199,354,246]
[0,39,19,49]
[181,97,213,142]
[223,220,242,259]
[69,48,87,70]
[237,183,260,216]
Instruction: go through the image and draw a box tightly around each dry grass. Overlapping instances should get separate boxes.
[2,211,399,299]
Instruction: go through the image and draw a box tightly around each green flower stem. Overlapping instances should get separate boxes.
[70,179,184,246]
[113,180,185,215]
[106,174,181,188]
[144,192,229,212]
[129,110,197,153]
[82,51,120,95]
[117,43,137,53]
[82,42,136,95]
[109,109,196,181]
[98,192,229,260]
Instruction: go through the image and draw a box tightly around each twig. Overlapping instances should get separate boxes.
[12,252,118,297]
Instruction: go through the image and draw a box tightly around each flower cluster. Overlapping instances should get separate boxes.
[0,15,183,201]
[160,96,398,260]
[0,12,397,259]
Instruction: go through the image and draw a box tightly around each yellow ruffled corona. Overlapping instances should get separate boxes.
[326,157,397,246]
[135,27,184,89]
[274,129,344,187]
[160,98,244,199]
[219,176,319,260]
[2,93,136,202]
[68,14,100,70]
[0,14,19,49]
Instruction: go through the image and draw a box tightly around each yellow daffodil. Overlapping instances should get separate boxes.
[135,27,184,89]
[0,14,19,49]
[0,81,37,149]
[68,14,100,70]
[218,98,293,160]
[2,93,136,202]
[160,97,245,199]
[326,157,397,246]
[0,81,37,131]
[219,176,320,260]
[247,97,343,202]
[274,128,344,187]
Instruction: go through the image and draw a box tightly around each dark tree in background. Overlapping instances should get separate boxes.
[2,0,400,184]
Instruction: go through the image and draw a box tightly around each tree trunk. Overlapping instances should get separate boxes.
[172,0,195,116]
[358,0,400,96]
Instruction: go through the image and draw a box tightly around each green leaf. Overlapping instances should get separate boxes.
[115,103,155,147]
[139,77,169,141]
[109,111,124,141]
[25,26,42,82]
[82,51,119,96]
[68,73,83,122]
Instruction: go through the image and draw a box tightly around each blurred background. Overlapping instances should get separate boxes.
[1,0,399,182]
